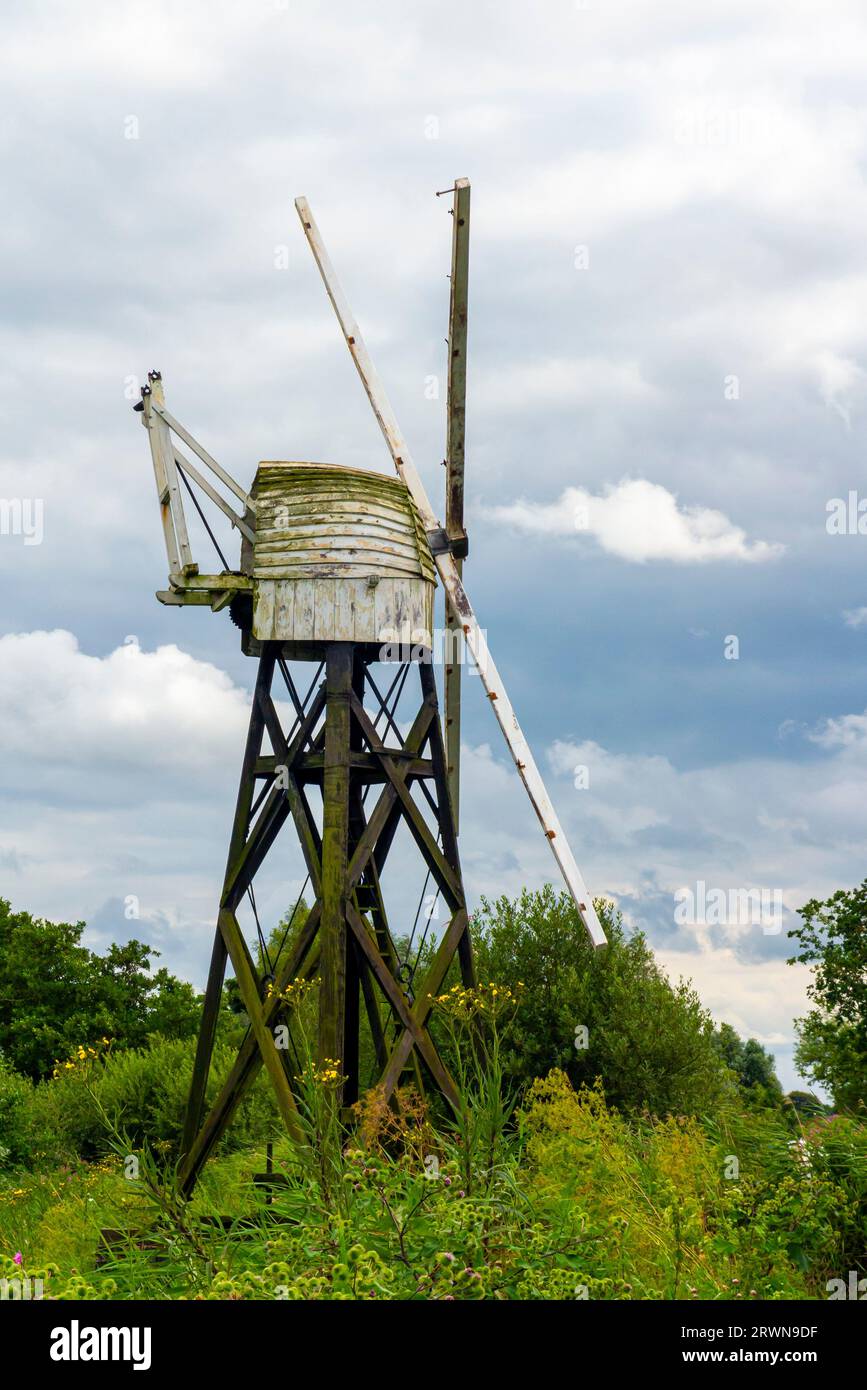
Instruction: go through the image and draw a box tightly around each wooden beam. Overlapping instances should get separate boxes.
[319,645,353,1069]
[291,750,434,782]
[445,178,470,551]
[222,685,326,909]
[173,446,255,544]
[421,661,476,988]
[141,376,189,575]
[445,179,470,831]
[169,573,252,592]
[256,684,326,897]
[178,904,321,1194]
[350,692,464,910]
[294,198,439,532]
[216,908,303,1143]
[151,400,255,512]
[181,648,277,1159]
[345,901,460,1109]
[378,906,470,1103]
[294,197,607,948]
[344,697,436,890]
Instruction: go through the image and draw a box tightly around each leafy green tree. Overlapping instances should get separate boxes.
[713,1021,744,1072]
[0,899,201,1079]
[712,1022,783,1105]
[740,1039,783,1098]
[0,902,105,1079]
[0,1054,36,1168]
[468,887,727,1117]
[789,881,867,1112]
[96,941,201,1047]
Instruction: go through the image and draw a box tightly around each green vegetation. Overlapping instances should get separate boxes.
[0,899,200,1080]
[0,886,863,1301]
[789,878,867,1112]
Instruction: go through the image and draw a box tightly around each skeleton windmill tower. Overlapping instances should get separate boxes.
[135,181,606,1195]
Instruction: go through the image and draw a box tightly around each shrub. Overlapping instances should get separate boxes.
[470,888,728,1117]
[520,1069,848,1299]
[0,1054,38,1169]
[28,1035,279,1162]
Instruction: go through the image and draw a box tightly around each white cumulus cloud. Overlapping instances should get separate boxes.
[483,479,782,564]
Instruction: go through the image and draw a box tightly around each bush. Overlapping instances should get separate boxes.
[0,1054,38,1169]
[521,1069,848,1299]
[29,1035,279,1163]
[470,888,728,1117]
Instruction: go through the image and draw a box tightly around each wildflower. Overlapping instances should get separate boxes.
[13,1252,22,1266]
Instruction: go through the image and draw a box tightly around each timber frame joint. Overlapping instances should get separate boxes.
[177,645,476,1196]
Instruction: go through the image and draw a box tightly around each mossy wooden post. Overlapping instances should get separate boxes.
[319,644,353,1079]
[341,653,367,1110]
[181,646,277,1162]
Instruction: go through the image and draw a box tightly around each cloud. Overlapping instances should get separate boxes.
[0,632,280,962]
[813,349,867,429]
[475,357,658,413]
[654,944,810,1086]
[843,606,867,628]
[483,480,782,563]
[3,0,867,1099]
[0,629,251,793]
[807,709,867,749]
[543,726,867,929]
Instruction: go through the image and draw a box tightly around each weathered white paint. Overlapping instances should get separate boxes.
[251,461,435,644]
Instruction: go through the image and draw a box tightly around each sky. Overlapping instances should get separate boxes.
[3,0,867,1093]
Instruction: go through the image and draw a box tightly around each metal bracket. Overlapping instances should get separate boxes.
[449,529,469,560]
[425,526,452,556]
[425,526,469,560]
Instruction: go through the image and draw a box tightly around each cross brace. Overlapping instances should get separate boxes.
[178,642,475,1196]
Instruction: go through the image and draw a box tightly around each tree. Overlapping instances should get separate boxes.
[712,1022,783,1105]
[0,901,104,1079]
[788,881,867,1112]
[0,899,202,1079]
[468,887,728,1117]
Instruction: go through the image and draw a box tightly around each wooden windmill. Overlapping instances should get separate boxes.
[136,180,606,1195]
